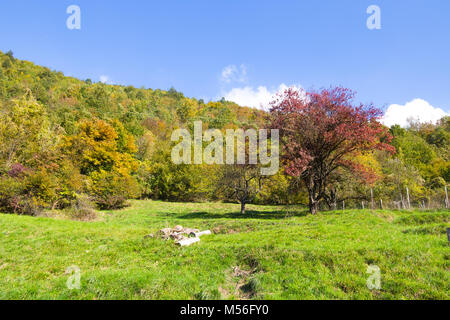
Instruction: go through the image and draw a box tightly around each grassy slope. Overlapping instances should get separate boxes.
[0,201,448,300]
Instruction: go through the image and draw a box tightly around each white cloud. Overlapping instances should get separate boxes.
[220,64,247,84]
[223,83,303,110]
[382,99,448,127]
[99,75,111,84]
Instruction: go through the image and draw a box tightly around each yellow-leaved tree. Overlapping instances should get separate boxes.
[62,119,140,209]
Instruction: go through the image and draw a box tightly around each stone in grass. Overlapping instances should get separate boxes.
[155,226,209,246]
[157,228,173,240]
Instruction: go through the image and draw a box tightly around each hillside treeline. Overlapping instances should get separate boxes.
[0,50,448,215]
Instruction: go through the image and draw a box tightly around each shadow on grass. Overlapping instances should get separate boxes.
[177,209,309,220]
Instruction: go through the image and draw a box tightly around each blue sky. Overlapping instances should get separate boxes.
[0,0,449,125]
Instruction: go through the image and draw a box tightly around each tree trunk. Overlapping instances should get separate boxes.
[329,188,337,210]
[331,202,337,211]
[240,201,246,214]
[370,188,374,209]
[309,200,319,215]
[306,176,319,215]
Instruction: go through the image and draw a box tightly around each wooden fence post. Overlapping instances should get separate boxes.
[371,188,374,209]
[406,187,411,209]
[400,192,404,209]
[445,186,449,209]
[380,199,383,210]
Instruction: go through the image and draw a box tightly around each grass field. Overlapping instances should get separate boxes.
[0,200,449,300]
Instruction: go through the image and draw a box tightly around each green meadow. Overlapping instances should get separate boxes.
[0,200,448,300]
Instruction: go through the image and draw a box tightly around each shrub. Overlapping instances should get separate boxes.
[0,176,43,215]
[88,170,140,210]
[24,169,58,206]
[53,159,84,209]
[66,194,97,221]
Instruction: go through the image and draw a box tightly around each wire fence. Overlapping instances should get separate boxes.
[323,186,449,211]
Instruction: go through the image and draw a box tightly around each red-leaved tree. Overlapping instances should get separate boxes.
[270,87,394,214]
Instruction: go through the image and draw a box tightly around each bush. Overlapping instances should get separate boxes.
[0,165,64,215]
[53,159,84,209]
[0,176,43,215]
[88,170,140,210]
[24,169,58,206]
[66,194,97,221]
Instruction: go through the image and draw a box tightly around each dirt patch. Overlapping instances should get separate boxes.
[220,265,261,300]
[212,224,256,235]
[212,226,240,234]
[37,210,101,222]
[218,286,231,298]
[371,211,395,222]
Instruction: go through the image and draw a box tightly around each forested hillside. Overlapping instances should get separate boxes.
[0,50,448,216]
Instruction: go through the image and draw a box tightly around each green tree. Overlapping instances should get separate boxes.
[0,91,55,169]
